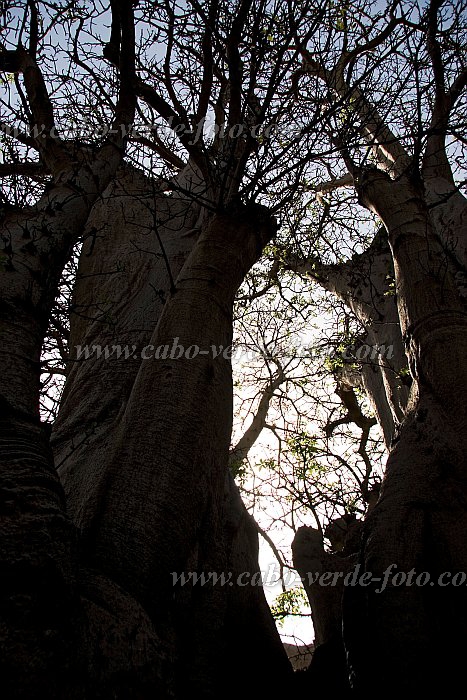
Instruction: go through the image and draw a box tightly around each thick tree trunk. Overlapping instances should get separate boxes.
[299,229,409,446]
[343,170,467,691]
[0,149,141,697]
[292,525,355,692]
[292,170,467,692]
[1,157,291,696]
[52,168,291,697]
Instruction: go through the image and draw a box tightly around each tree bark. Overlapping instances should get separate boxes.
[0,146,139,697]
[52,168,292,696]
[292,166,467,692]
[343,168,467,691]
[294,229,409,445]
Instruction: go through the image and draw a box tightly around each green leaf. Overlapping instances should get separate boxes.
[271,588,310,626]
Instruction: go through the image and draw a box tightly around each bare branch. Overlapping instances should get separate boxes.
[129,134,185,170]
[196,0,218,121]
[0,120,37,148]
[254,519,287,589]
[136,78,209,178]
[423,0,453,180]
[297,24,413,177]
[8,45,72,171]
[325,381,376,438]
[226,0,253,128]
[162,1,192,131]
[230,361,286,465]
[106,0,137,144]
[449,68,467,107]
[27,0,38,59]
[311,172,354,203]
[336,4,403,79]
[0,161,48,179]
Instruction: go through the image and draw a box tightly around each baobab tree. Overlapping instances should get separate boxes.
[0,0,317,696]
[286,0,467,691]
[1,0,467,696]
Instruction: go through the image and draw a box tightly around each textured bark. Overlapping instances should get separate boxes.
[342,169,467,692]
[1,152,291,695]
[51,166,291,696]
[0,412,81,698]
[292,163,467,691]
[292,520,361,692]
[296,229,409,445]
[293,527,350,647]
[53,163,207,519]
[0,142,137,696]
[298,171,467,451]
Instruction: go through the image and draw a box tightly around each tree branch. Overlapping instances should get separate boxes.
[325,380,376,438]
[423,0,454,181]
[129,133,186,170]
[226,0,253,128]
[195,0,218,121]
[230,361,285,466]
[0,161,49,179]
[297,25,412,177]
[27,0,39,60]
[423,1,467,181]
[0,120,37,148]
[336,1,402,79]
[106,0,136,145]
[136,78,209,178]
[309,172,354,203]
[282,226,392,321]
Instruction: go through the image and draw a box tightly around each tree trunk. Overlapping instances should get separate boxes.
[1,158,291,696]
[0,148,142,698]
[52,167,292,697]
[292,524,357,692]
[292,168,467,691]
[298,229,409,446]
[343,169,467,691]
